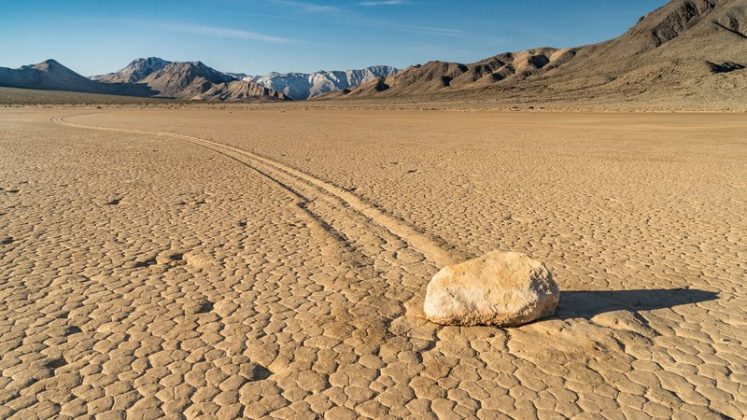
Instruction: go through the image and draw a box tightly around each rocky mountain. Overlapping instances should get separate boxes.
[196,80,289,102]
[0,59,155,97]
[11,58,286,101]
[136,61,236,98]
[3,0,743,107]
[333,49,563,97]
[92,57,170,84]
[325,0,747,108]
[247,66,398,100]
[93,58,286,101]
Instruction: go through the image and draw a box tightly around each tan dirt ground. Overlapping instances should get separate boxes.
[1,108,745,419]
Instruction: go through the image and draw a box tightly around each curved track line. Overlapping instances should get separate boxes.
[52,113,459,267]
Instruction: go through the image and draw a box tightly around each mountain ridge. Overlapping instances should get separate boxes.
[245,65,399,100]
[1,0,745,108]
[90,58,288,100]
[92,57,171,84]
[0,58,288,101]
[321,0,746,108]
[0,59,157,97]
[91,59,398,100]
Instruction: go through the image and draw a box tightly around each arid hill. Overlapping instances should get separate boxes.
[92,57,171,84]
[196,80,289,102]
[0,59,156,97]
[323,0,747,109]
[99,59,287,101]
[0,58,287,102]
[2,0,743,108]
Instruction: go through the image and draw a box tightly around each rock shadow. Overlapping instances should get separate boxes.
[707,60,745,73]
[555,288,718,320]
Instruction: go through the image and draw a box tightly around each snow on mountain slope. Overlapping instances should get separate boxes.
[247,65,398,99]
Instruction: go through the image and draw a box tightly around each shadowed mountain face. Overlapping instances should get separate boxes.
[138,61,237,98]
[0,60,157,97]
[92,57,171,84]
[94,59,288,101]
[0,58,287,102]
[2,0,744,106]
[325,0,747,107]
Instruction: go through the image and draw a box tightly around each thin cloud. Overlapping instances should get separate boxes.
[271,0,339,13]
[162,22,295,43]
[395,23,463,37]
[359,0,406,6]
[360,19,464,37]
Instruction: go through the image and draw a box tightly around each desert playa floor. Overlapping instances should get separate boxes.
[1,108,745,419]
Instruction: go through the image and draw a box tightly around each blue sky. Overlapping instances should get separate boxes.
[0,0,667,76]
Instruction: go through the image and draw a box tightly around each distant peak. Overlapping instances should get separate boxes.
[135,57,168,63]
[32,59,73,72]
[128,57,170,66]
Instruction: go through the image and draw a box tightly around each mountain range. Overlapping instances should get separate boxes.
[0,58,288,101]
[323,0,747,108]
[93,59,398,100]
[0,59,157,97]
[245,66,398,100]
[0,56,397,102]
[93,58,288,101]
[0,0,745,107]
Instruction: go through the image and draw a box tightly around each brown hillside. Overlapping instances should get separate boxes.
[324,0,747,109]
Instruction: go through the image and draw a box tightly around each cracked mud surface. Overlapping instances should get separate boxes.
[1,109,745,418]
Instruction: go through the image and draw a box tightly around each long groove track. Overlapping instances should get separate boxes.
[52,113,459,268]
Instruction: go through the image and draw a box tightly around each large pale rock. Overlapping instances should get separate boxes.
[424,251,559,327]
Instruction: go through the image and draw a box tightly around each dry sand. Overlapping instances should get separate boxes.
[1,108,745,418]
